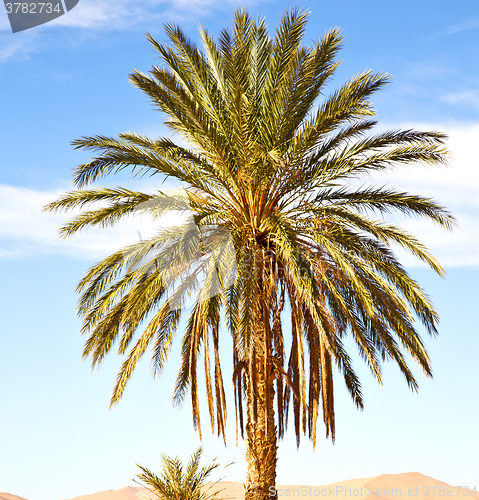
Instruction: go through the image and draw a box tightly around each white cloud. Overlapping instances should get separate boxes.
[0,0,249,64]
[0,0,223,33]
[367,123,478,201]
[357,123,479,268]
[49,0,240,30]
[52,0,154,30]
[0,183,188,260]
[1,123,478,268]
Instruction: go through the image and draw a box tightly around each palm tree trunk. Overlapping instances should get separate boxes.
[244,292,278,500]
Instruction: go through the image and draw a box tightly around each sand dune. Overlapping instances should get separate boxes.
[365,472,451,500]
[0,494,30,500]
[3,472,478,500]
[271,472,475,500]
[61,486,155,500]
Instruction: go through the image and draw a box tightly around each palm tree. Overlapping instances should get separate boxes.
[135,447,223,500]
[45,8,455,500]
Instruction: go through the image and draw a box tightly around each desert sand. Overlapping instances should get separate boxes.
[0,494,30,500]
[1,472,478,500]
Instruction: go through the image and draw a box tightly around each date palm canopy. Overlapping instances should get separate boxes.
[45,8,455,500]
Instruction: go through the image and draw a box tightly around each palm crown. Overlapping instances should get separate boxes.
[46,7,454,482]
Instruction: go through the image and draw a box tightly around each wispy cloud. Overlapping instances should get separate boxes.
[428,16,479,40]
[1,123,478,267]
[0,30,40,63]
[52,0,161,30]
[444,16,479,36]
[44,0,243,30]
[442,91,479,111]
[0,0,253,63]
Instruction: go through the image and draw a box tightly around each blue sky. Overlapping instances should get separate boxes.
[1,1,479,499]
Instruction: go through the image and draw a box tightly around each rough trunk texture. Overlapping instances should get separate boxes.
[244,367,277,500]
[244,297,278,500]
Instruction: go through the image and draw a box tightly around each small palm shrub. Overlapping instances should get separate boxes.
[135,447,225,500]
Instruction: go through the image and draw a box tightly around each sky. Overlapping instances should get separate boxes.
[1,0,479,499]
